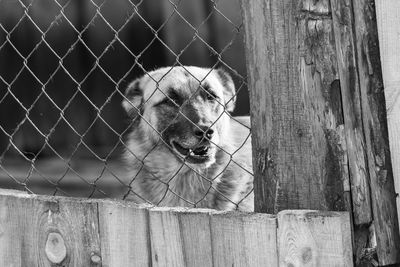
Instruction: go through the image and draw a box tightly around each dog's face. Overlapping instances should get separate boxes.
[122,66,236,167]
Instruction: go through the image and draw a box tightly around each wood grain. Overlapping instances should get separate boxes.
[278,210,353,267]
[330,0,372,225]
[210,212,278,267]
[0,192,101,267]
[98,200,151,267]
[330,0,372,263]
[241,0,347,213]
[352,0,400,264]
[375,0,400,242]
[178,209,214,267]
[0,189,356,266]
[148,207,186,267]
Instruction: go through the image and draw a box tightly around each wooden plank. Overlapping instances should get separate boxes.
[148,207,186,267]
[0,189,357,265]
[330,0,372,226]
[375,0,400,236]
[98,200,151,266]
[330,1,373,264]
[0,192,101,266]
[147,207,216,267]
[178,209,214,267]
[241,0,347,213]
[278,210,353,267]
[210,212,278,266]
[352,0,400,264]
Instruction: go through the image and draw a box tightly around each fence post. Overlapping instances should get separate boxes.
[351,0,400,264]
[240,0,349,213]
[376,0,400,256]
[331,0,400,264]
[241,0,400,265]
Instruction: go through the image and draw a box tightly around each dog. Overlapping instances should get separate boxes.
[122,66,253,211]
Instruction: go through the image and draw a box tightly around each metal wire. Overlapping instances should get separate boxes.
[0,0,253,210]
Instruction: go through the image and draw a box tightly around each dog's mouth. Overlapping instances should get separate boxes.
[171,141,213,163]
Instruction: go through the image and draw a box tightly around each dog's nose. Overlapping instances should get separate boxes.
[194,126,214,140]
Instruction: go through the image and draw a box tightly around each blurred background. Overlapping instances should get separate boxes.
[0,0,249,198]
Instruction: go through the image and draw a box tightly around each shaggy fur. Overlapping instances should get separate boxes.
[122,66,253,211]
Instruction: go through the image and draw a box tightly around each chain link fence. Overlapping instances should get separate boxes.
[0,0,253,210]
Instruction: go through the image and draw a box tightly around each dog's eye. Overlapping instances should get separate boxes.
[202,84,219,101]
[205,91,218,101]
[168,90,181,104]
[156,90,181,107]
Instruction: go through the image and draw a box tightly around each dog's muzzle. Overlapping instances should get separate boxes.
[170,140,215,164]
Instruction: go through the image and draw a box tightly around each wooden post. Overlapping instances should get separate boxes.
[376,0,400,242]
[241,0,400,265]
[330,0,372,226]
[240,0,348,213]
[331,0,400,264]
[330,0,374,264]
[351,0,400,264]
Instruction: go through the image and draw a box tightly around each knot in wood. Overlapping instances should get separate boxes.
[91,253,102,264]
[45,232,67,264]
[374,154,384,167]
[296,128,304,137]
[302,246,313,263]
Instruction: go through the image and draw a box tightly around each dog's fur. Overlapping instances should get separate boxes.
[122,66,253,211]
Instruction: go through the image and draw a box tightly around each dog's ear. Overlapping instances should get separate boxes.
[122,78,143,117]
[215,68,236,112]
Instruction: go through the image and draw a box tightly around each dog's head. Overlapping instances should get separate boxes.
[122,66,236,167]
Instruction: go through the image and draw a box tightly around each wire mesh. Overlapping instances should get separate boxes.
[0,0,253,210]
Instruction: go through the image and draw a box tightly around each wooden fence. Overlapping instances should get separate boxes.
[0,189,352,267]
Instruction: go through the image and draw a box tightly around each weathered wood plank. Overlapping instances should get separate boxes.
[178,209,214,267]
[278,210,353,267]
[330,0,372,226]
[375,0,400,237]
[0,189,357,265]
[98,200,151,266]
[0,192,101,267]
[148,207,186,267]
[210,212,278,267]
[330,1,373,264]
[352,0,400,264]
[241,0,347,213]
[148,207,279,266]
